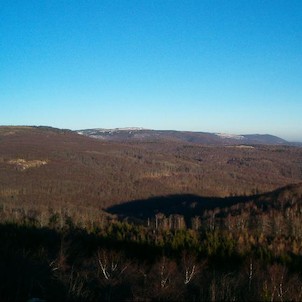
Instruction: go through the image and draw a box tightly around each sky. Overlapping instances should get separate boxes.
[1,0,302,141]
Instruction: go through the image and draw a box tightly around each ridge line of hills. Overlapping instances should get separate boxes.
[1,125,301,145]
[77,127,298,146]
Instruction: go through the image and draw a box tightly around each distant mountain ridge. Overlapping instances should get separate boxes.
[77,128,289,145]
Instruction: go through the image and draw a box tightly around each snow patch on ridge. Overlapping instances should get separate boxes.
[82,127,145,133]
[215,133,245,140]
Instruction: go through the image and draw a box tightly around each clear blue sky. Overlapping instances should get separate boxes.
[1,0,302,141]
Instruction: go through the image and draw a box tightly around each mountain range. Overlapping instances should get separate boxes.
[77,128,290,145]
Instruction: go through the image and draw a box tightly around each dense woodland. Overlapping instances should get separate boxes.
[1,126,302,301]
[1,126,302,209]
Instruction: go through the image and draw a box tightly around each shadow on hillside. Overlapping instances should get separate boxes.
[106,193,257,221]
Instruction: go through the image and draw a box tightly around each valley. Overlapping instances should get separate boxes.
[1,126,302,301]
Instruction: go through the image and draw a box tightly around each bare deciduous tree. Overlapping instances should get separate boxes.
[96,248,129,283]
[180,252,201,285]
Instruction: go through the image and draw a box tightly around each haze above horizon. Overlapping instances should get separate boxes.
[1,1,302,142]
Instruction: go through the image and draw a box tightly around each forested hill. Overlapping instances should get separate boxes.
[106,183,302,222]
[1,126,302,213]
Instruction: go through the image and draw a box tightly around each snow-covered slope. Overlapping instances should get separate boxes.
[215,133,245,140]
